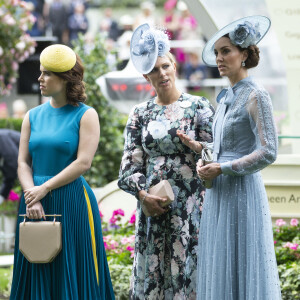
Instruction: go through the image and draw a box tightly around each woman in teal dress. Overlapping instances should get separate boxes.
[118,24,214,299]
[10,44,115,300]
[195,16,282,299]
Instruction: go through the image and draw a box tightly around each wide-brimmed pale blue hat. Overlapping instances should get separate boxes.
[130,23,170,74]
[202,15,271,67]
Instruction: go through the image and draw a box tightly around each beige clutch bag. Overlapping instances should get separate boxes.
[148,180,175,207]
[141,180,175,217]
[19,214,62,264]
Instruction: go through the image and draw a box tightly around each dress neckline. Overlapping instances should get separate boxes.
[153,93,184,107]
[231,76,252,92]
[48,100,70,110]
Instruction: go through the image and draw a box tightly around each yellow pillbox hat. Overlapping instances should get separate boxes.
[40,44,76,72]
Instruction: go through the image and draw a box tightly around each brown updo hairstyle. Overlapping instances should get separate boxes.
[53,54,87,105]
[224,34,260,69]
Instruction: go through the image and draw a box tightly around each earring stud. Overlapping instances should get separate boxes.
[242,61,246,67]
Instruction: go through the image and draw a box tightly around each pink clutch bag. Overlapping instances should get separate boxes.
[148,180,175,207]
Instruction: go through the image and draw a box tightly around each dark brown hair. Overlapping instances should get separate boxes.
[224,34,260,69]
[53,54,87,105]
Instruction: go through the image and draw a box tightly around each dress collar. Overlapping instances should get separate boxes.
[231,76,252,94]
[224,76,252,106]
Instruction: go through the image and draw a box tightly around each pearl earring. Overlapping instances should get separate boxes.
[242,61,246,67]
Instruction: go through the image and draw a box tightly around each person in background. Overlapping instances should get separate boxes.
[195,16,282,299]
[25,0,47,36]
[0,129,20,205]
[163,0,179,41]
[116,14,133,70]
[12,99,28,119]
[100,7,120,42]
[48,0,68,44]
[175,1,198,75]
[133,1,156,29]
[183,50,207,83]
[118,23,214,299]
[10,44,115,300]
[68,2,89,45]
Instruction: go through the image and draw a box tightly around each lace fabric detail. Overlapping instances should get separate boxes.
[221,80,278,175]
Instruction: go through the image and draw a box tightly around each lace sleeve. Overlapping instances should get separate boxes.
[118,105,147,196]
[221,88,278,176]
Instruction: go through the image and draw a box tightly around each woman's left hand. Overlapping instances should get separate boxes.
[24,185,49,208]
[197,163,222,180]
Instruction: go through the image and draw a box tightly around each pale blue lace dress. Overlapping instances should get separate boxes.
[196,77,282,300]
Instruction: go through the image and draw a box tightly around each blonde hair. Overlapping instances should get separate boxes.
[165,52,176,64]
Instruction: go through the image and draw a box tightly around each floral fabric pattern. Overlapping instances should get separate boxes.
[118,93,214,299]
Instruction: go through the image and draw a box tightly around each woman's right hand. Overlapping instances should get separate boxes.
[26,201,45,220]
[139,191,168,217]
[177,130,203,153]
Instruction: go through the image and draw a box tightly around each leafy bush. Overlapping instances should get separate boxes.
[278,261,300,300]
[73,34,126,187]
[0,0,36,96]
[0,118,22,131]
[273,218,300,299]
[0,266,13,299]
[274,218,300,243]
[100,208,135,298]
[108,264,132,300]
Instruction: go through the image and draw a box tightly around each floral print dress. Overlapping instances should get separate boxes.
[118,93,214,300]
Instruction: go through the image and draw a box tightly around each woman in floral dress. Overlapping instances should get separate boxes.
[118,24,214,299]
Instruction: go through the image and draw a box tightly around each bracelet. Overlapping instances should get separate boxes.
[140,192,148,204]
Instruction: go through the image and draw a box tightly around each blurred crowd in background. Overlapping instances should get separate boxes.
[25,0,219,77]
[0,0,222,119]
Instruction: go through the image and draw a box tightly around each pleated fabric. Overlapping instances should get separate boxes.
[10,175,115,300]
[196,171,281,300]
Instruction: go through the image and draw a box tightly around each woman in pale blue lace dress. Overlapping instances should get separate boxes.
[195,16,282,299]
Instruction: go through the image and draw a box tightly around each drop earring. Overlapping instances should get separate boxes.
[242,61,246,67]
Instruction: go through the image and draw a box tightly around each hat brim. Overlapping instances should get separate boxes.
[202,15,271,67]
[130,23,158,74]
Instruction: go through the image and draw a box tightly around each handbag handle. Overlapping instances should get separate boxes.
[19,214,62,224]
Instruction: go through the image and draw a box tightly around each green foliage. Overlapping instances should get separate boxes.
[0,0,36,96]
[273,221,300,243]
[0,266,13,299]
[273,219,300,299]
[273,220,300,265]
[73,34,126,187]
[0,201,19,216]
[108,264,132,299]
[275,236,300,265]
[101,209,135,297]
[278,261,300,300]
[0,118,22,131]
